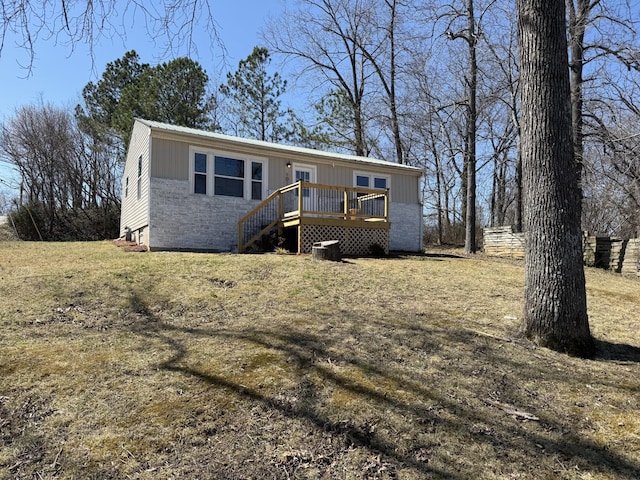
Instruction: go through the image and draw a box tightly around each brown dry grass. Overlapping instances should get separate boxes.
[0,241,638,479]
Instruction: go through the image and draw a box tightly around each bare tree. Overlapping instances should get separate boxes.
[587,99,640,236]
[516,0,594,357]
[485,107,517,227]
[0,0,222,73]
[439,0,480,253]
[483,6,522,231]
[266,0,383,157]
[356,0,405,163]
[1,101,120,239]
[0,185,12,215]
[404,50,467,244]
[566,0,637,196]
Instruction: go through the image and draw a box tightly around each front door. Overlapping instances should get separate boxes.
[293,164,317,213]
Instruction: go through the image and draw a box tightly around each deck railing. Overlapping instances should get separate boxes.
[238,181,389,252]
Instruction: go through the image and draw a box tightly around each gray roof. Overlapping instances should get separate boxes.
[136,119,422,175]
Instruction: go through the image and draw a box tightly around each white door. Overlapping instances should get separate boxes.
[293,164,317,213]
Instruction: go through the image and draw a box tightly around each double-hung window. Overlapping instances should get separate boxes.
[193,152,208,194]
[251,162,263,200]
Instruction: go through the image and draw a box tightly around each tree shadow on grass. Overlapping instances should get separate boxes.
[126,301,461,478]
[391,252,467,260]
[595,339,640,364]
[125,291,640,479]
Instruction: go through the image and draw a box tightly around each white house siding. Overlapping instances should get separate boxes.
[389,202,423,252]
[149,177,258,251]
[120,122,152,240]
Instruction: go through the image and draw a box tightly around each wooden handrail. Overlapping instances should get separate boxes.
[237,189,282,253]
[285,181,388,195]
[238,181,390,252]
[238,189,282,225]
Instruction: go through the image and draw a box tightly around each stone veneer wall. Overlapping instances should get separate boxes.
[149,177,256,251]
[149,178,423,253]
[389,202,423,252]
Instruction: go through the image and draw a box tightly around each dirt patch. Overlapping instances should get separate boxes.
[111,239,148,252]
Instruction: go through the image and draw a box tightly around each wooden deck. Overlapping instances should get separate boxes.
[238,181,390,254]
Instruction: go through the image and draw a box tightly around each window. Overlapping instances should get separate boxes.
[374,177,387,189]
[356,175,370,188]
[296,168,312,198]
[189,147,266,200]
[354,172,389,193]
[137,156,142,200]
[125,177,129,198]
[251,162,263,200]
[353,172,389,216]
[215,156,244,197]
[194,152,207,194]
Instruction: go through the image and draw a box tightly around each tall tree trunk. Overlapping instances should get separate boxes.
[567,0,588,198]
[465,0,478,253]
[516,0,594,357]
[491,154,507,226]
[435,151,444,245]
[514,143,523,232]
[353,103,366,157]
[387,0,403,164]
[491,157,497,227]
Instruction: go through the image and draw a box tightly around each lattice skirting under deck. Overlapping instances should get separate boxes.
[300,224,389,255]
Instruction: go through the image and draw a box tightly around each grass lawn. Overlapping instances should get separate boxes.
[0,241,638,479]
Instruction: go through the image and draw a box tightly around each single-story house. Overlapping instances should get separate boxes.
[120,118,423,254]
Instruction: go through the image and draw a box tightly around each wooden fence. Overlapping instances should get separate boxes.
[483,226,640,276]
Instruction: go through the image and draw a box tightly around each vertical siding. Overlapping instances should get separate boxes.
[146,132,420,205]
[268,154,419,204]
[389,173,419,204]
[119,122,151,240]
[317,163,352,187]
[151,138,189,180]
[268,157,291,190]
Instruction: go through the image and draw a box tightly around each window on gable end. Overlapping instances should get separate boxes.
[137,156,142,200]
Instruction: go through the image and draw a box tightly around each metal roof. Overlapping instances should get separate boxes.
[136,118,422,175]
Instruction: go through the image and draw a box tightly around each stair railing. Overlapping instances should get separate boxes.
[237,190,283,253]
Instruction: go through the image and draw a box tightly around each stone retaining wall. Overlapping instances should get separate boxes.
[483,226,640,276]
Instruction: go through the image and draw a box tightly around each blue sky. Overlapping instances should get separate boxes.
[0,1,284,192]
